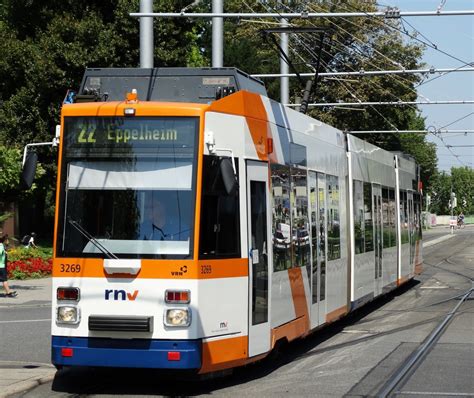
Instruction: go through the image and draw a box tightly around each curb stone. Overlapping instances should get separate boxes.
[3,372,55,398]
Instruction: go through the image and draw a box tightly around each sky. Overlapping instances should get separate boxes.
[380,0,473,172]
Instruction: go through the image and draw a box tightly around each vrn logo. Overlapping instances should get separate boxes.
[105,289,139,301]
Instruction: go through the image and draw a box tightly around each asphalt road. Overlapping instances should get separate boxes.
[7,227,474,397]
[0,306,51,365]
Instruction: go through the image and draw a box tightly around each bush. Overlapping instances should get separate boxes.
[7,247,52,279]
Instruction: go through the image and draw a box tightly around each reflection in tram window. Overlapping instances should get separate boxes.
[414,193,423,241]
[327,175,340,261]
[318,175,326,301]
[271,164,291,272]
[382,187,397,249]
[309,172,318,304]
[400,190,409,244]
[364,182,374,252]
[389,189,396,247]
[292,168,310,270]
[353,180,365,254]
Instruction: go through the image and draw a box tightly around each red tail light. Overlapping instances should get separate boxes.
[167,351,181,361]
[57,287,80,301]
[61,348,73,357]
[165,290,190,304]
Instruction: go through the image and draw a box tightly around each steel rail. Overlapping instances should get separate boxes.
[377,285,473,397]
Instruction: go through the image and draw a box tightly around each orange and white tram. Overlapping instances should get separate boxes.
[49,68,423,373]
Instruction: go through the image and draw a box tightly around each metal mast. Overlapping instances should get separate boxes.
[212,0,224,67]
[139,0,154,68]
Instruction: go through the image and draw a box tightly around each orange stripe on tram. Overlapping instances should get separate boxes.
[326,305,348,323]
[53,258,248,279]
[199,336,248,374]
[287,267,310,332]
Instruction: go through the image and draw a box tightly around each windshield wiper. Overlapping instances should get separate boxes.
[67,218,118,259]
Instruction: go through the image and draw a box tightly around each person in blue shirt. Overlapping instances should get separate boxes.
[0,235,17,297]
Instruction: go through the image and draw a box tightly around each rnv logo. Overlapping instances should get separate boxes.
[105,289,139,301]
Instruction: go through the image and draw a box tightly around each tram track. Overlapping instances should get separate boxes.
[374,233,473,398]
[375,285,473,398]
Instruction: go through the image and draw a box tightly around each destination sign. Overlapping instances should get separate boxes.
[64,117,197,149]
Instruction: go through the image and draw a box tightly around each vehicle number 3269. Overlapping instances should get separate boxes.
[60,263,81,273]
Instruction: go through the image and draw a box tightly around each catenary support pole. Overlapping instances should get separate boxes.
[280,18,289,104]
[139,0,154,68]
[212,0,224,67]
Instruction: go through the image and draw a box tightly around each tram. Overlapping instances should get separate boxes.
[42,67,422,373]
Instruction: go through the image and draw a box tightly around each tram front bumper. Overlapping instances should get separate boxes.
[52,336,201,369]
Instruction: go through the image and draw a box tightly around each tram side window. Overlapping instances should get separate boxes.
[389,189,396,247]
[327,175,340,260]
[199,156,240,258]
[292,168,310,269]
[271,164,292,271]
[382,188,391,248]
[363,182,374,252]
[400,190,409,244]
[353,180,365,254]
[414,193,423,241]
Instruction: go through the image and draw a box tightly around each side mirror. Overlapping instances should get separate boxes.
[220,157,238,195]
[21,152,38,190]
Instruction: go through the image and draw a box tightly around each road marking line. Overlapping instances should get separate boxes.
[423,234,455,248]
[0,319,50,324]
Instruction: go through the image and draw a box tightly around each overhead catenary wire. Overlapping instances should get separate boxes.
[285,100,474,107]
[438,112,474,130]
[281,2,426,114]
[288,1,471,167]
[251,66,474,78]
[265,1,424,122]
[328,0,473,168]
[130,10,474,18]
[348,130,474,134]
[305,2,423,93]
[338,1,472,66]
[256,0,407,129]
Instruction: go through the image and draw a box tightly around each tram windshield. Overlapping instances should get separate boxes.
[56,116,199,259]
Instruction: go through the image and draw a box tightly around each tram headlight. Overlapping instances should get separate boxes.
[164,308,191,327]
[57,306,80,324]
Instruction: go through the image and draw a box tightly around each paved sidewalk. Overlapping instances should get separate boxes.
[0,278,56,398]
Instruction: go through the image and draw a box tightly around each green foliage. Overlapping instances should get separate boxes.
[203,0,437,189]
[0,0,205,233]
[0,212,13,224]
[7,245,53,262]
[10,268,30,280]
[0,145,46,200]
[0,147,21,193]
[0,0,439,232]
[428,167,474,215]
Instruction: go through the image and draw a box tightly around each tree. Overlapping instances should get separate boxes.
[428,167,474,215]
[0,0,205,236]
[199,0,437,189]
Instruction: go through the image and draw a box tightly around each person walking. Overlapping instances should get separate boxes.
[23,232,37,248]
[0,234,17,297]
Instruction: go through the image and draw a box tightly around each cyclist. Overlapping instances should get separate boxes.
[457,212,465,228]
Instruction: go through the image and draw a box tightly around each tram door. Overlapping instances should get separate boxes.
[373,184,383,296]
[246,161,271,357]
[309,172,327,328]
[407,191,415,270]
